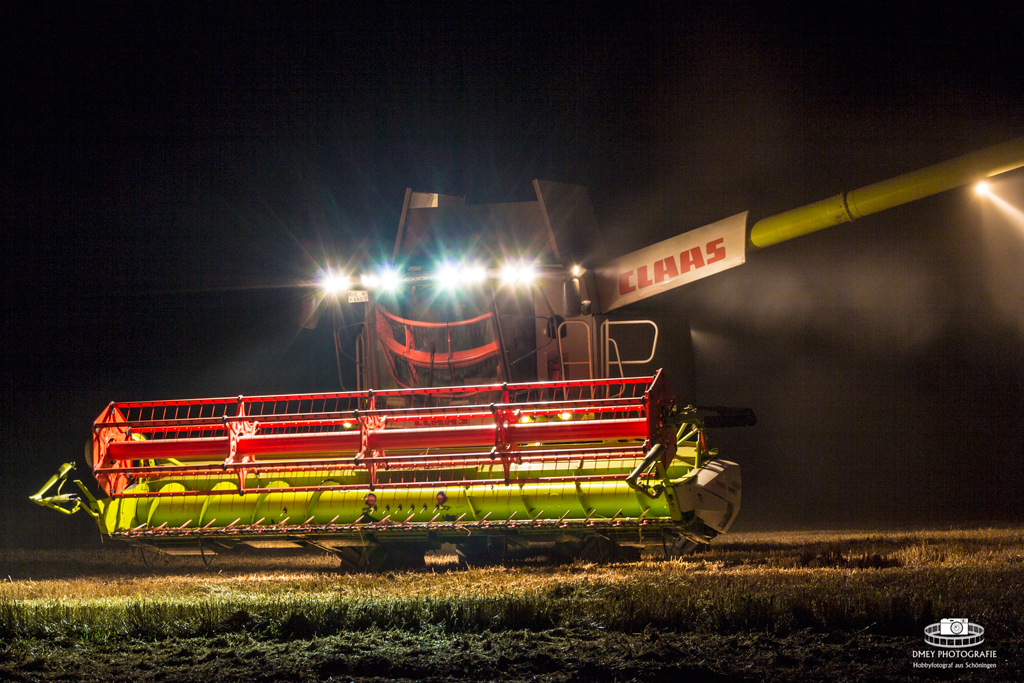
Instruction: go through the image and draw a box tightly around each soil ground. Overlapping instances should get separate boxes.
[1,528,1021,682]
[7,629,1015,682]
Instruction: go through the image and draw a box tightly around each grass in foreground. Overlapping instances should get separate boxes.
[1,528,1022,644]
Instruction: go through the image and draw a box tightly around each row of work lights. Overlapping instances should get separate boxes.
[318,261,550,295]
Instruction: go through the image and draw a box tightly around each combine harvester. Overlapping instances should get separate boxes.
[32,136,1024,569]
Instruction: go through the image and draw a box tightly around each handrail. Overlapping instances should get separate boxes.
[600,320,659,378]
[556,319,593,380]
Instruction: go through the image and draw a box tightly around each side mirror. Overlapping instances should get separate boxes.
[562,277,582,317]
[545,315,568,339]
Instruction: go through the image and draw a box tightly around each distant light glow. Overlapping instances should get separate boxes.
[559,411,572,420]
[571,265,581,277]
[976,181,991,196]
[978,188,1024,234]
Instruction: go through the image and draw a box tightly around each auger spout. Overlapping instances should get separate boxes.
[749,135,1024,248]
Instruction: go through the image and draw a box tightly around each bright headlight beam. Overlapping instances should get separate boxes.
[320,272,349,295]
[501,264,520,285]
[460,265,486,284]
[501,261,536,286]
[378,268,401,292]
[978,187,1024,233]
[439,264,460,289]
[976,181,991,196]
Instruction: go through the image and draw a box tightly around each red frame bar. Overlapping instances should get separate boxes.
[103,418,646,462]
[96,446,647,479]
[93,375,662,498]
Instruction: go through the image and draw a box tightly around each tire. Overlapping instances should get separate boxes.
[577,536,640,563]
[662,534,708,558]
[455,537,507,567]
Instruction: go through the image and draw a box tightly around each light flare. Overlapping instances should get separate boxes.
[461,265,487,284]
[501,261,537,286]
[438,264,460,290]
[978,188,1024,233]
[319,272,350,295]
[378,268,402,292]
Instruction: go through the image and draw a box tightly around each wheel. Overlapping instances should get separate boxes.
[455,536,507,567]
[380,543,428,570]
[342,543,428,572]
[199,542,215,566]
[662,533,707,558]
[577,536,640,563]
[335,546,369,573]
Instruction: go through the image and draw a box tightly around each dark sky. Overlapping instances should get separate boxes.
[3,3,1023,546]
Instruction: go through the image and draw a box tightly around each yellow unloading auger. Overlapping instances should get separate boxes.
[32,135,1024,568]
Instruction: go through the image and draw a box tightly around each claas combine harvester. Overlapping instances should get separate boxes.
[32,136,1024,569]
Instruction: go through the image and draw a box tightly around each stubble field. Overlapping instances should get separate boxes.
[1,528,1021,682]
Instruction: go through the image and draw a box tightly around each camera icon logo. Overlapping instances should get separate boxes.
[924,618,984,648]
[939,618,968,636]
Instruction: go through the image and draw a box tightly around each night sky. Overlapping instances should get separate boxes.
[3,3,1023,548]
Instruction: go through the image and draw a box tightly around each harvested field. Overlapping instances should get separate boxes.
[1,528,1021,681]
